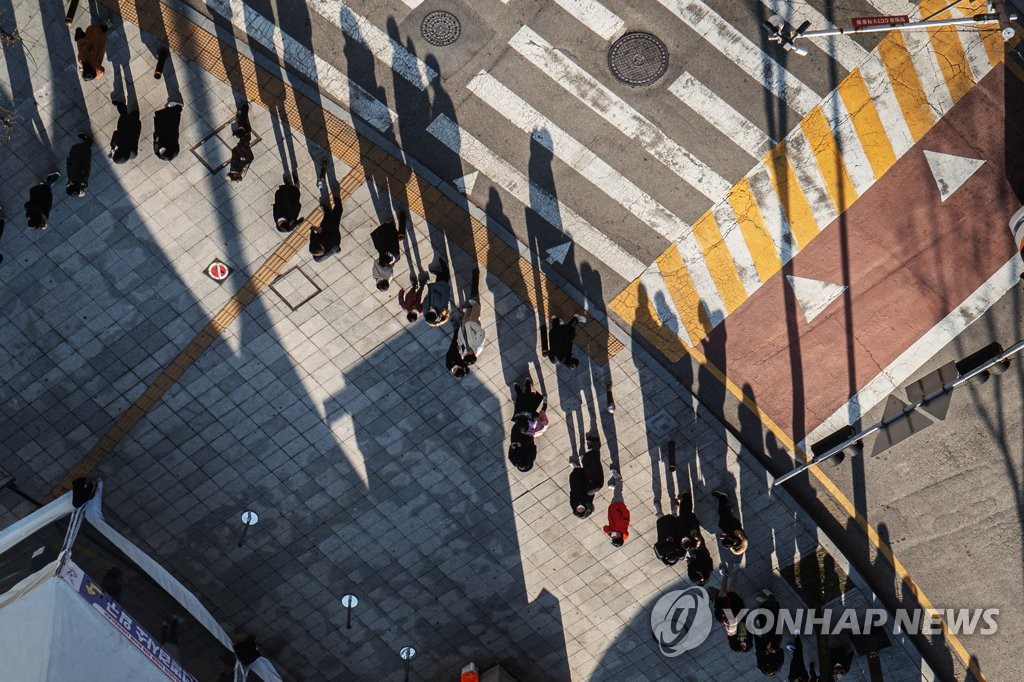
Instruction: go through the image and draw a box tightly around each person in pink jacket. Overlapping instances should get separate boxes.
[604,500,630,547]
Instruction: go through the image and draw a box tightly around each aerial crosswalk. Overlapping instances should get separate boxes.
[208,0,1008,357]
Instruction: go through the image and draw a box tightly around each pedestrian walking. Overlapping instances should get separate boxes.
[754,592,785,676]
[75,23,108,81]
[273,176,302,232]
[828,632,855,678]
[712,490,748,557]
[580,436,604,491]
[785,635,816,682]
[512,376,546,421]
[398,282,423,322]
[714,585,751,653]
[446,322,470,378]
[25,172,61,229]
[508,420,537,473]
[603,498,630,547]
[457,268,485,366]
[569,466,594,518]
[653,513,682,566]
[310,193,342,260]
[66,133,93,197]
[153,100,183,161]
[370,213,404,291]
[423,258,452,327]
[109,98,141,164]
[226,102,253,182]
[677,492,713,585]
[547,314,586,369]
[159,616,182,660]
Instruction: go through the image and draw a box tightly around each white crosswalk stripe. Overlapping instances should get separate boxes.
[747,165,798,265]
[820,93,877,193]
[712,203,763,296]
[466,71,689,241]
[207,0,396,132]
[551,0,625,40]
[668,72,775,159]
[903,29,956,117]
[308,1,437,90]
[426,114,648,280]
[508,27,731,202]
[856,53,916,159]
[653,0,822,117]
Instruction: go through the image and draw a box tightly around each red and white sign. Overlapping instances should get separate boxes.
[206,259,231,283]
[851,15,909,29]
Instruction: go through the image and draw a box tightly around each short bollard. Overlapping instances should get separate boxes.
[341,594,358,630]
[237,510,259,547]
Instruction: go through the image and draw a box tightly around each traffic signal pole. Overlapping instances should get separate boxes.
[766,7,1018,55]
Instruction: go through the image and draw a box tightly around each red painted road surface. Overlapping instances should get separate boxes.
[701,65,1024,443]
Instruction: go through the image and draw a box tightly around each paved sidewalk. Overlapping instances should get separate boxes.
[0,0,931,680]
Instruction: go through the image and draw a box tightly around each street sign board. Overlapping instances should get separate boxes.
[851,15,909,29]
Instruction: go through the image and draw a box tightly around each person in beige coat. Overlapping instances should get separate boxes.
[75,24,108,81]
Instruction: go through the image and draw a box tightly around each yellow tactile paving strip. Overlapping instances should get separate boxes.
[94,0,621,365]
[48,199,337,499]
[51,0,621,498]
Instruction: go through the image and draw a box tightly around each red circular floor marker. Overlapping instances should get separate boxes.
[205,259,232,283]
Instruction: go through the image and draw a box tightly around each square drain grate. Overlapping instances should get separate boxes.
[270,267,321,311]
[190,116,263,175]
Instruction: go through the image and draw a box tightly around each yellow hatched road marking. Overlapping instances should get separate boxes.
[799,106,858,213]
[921,4,975,103]
[763,143,819,250]
[878,32,935,141]
[838,69,898,181]
[656,245,714,342]
[727,179,782,283]
[691,212,747,315]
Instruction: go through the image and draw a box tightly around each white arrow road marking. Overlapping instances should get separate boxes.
[453,171,478,195]
[786,275,848,323]
[546,242,572,265]
[923,150,986,202]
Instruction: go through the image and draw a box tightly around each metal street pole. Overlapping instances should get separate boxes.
[772,338,1024,489]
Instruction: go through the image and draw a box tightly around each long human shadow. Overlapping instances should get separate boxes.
[308,311,570,680]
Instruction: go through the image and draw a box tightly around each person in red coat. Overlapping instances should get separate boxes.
[604,500,630,547]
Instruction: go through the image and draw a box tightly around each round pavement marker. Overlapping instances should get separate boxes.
[205,259,232,283]
[608,32,668,87]
[421,10,460,47]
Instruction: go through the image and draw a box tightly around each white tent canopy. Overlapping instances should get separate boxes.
[0,483,282,682]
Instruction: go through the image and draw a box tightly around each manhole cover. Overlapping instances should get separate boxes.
[608,32,668,86]
[421,10,460,47]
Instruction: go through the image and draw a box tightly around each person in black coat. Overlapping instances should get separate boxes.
[677,491,713,585]
[109,98,141,164]
[580,435,604,492]
[754,594,785,676]
[273,177,302,232]
[25,172,60,229]
[653,514,682,566]
[512,377,546,421]
[548,314,586,369]
[569,467,594,518]
[153,101,183,161]
[370,213,405,291]
[66,134,93,197]
[227,102,253,182]
[310,192,342,260]
[508,419,537,473]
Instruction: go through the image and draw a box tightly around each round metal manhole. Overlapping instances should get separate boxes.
[608,32,668,86]
[421,10,461,47]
